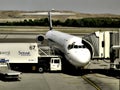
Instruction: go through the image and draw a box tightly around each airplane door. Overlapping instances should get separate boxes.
[50,58,61,71]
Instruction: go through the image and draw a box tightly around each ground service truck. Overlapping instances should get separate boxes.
[0,43,62,73]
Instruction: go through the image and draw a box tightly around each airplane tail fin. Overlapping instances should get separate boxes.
[48,11,53,30]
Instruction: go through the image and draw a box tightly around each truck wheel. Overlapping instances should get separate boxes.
[38,67,44,73]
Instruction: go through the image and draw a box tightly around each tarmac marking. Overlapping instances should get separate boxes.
[81,75,101,90]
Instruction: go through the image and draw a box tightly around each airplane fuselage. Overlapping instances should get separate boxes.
[46,30,91,67]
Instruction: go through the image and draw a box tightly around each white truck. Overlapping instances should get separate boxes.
[0,43,62,73]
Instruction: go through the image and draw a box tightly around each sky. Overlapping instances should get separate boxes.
[0,0,120,15]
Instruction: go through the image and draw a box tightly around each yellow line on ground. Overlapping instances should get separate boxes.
[81,76,101,90]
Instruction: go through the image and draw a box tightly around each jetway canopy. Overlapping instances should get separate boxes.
[83,31,119,59]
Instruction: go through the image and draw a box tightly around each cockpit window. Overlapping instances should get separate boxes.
[74,45,78,48]
[68,44,85,50]
[68,45,73,49]
[82,45,86,48]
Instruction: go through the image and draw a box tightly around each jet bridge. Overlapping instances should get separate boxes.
[83,30,120,70]
[83,30,118,59]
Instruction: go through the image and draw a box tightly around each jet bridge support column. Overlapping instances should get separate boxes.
[110,49,116,69]
[115,29,120,69]
[118,29,120,67]
[110,29,120,69]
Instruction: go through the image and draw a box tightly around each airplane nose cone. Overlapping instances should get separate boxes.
[68,49,91,67]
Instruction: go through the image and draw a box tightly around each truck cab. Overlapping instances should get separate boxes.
[38,56,62,73]
[50,58,62,71]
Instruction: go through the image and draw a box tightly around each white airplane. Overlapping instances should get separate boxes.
[36,11,91,68]
[43,11,91,68]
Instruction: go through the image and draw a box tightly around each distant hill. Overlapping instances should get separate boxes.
[0,10,120,22]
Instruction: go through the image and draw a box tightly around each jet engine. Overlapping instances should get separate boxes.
[37,35,44,41]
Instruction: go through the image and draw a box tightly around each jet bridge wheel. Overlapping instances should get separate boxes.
[38,67,44,73]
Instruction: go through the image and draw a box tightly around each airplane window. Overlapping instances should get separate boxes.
[83,45,86,48]
[78,45,86,48]
[79,46,82,48]
[68,44,86,49]
[68,45,73,50]
[74,45,78,48]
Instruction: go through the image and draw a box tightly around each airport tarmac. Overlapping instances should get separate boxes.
[0,72,119,90]
[0,27,119,90]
